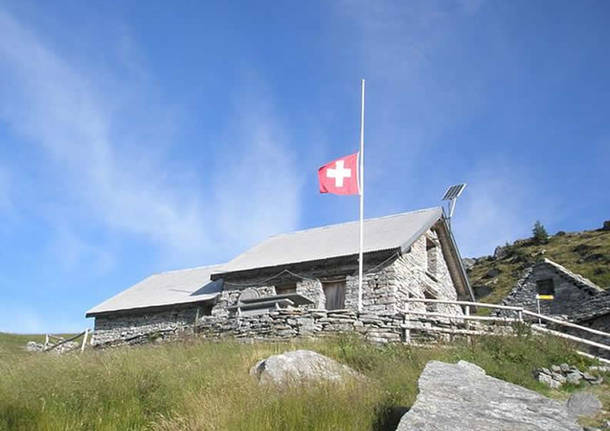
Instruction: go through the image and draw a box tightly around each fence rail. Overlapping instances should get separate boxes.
[402,297,609,359]
[44,329,90,353]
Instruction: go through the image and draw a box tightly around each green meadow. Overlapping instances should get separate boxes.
[0,332,608,430]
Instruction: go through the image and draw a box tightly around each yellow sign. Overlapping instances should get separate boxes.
[536,295,554,300]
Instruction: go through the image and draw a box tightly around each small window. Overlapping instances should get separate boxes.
[275,283,297,295]
[426,239,437,275]
[323,280,345,310]
[536,279,555,296]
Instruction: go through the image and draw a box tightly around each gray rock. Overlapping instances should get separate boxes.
[560,363,571,373]
[566,372,583,384]
[250,350,361,385]
[24,341,44,352]
[494,245,511,259]
[566,392,602,418]
[462,257,475,271]
[553,373,567,384]
[552,365,562,373]
[539,372,562,389]
[397,360,581,431]
[484,268,501,278]
[582,372,597,382]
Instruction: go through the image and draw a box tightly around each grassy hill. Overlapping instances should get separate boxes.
[0,333,608,430]
[467,226,610,310]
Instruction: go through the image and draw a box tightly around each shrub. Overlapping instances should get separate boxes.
[532,220,549,244]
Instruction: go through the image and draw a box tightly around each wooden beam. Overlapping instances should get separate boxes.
[531,325,610,352]
[522,311,610,338]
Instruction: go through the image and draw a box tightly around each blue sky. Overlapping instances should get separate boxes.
[0,0,608,333]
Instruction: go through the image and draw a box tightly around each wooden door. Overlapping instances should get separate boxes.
[323,281,345,310]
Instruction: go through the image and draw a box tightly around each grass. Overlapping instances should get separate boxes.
[0,333,608,430]
[468,228,610,313]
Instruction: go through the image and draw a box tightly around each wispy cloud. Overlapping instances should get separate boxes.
[0,9,301,269]
[451,163,559,257]
[212,98,302,250]
[0,303,45,334]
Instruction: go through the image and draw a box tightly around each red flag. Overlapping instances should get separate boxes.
[318,152,360,195]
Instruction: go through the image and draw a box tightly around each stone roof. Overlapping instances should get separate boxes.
[541,258,603,294]
[86,264,224,317]
[214,207,444,276]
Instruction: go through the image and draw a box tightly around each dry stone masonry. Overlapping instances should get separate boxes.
[88,207,477,348]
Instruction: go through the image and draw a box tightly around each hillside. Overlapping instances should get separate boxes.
[467,224,610,309]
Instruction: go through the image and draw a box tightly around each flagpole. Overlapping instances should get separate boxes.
[358,79,365,313]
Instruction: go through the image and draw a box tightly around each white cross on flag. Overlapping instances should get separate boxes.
[318,152,360,195]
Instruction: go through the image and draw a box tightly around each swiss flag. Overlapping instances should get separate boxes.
[318,152,360,195]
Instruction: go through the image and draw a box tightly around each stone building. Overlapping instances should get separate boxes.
[499,258,603,316]
[86,207,473,346]
[566,290,610,358]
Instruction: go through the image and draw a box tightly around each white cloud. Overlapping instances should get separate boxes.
[212,91,302,250]
[48,226,115,274]
[0,9,301,268]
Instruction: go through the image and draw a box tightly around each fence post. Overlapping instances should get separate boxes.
[404,304,411,344]
[44,334,49,350]
[81,329,89,353]
[464,305,471,342]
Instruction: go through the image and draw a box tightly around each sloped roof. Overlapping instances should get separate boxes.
[214,207,444,276]
[542,258,603,293]
[86,264,223,317]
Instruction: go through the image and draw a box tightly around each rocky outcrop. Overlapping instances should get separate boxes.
[534,364,604,388]
[250,350,361,385]
[397,360,582,431]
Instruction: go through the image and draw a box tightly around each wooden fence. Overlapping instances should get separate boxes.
[402,298,610,362]
[44,329,90,353]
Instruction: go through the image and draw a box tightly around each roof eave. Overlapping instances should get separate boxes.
[211,248,401,281]
[85,294,220,318]
[436,213,475,302]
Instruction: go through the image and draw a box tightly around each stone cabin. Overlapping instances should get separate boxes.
[498,258,609,358]
[86,207,474,346]
[499,258,604,316]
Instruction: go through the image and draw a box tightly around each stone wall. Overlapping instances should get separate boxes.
[92,306,201,345]
[210,228,461,317]
[197,309,406,344]
[92,227,464,346]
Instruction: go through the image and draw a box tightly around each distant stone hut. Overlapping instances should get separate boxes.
[499,258,603,316]
[497,258,609,357]
[86,207,474,346]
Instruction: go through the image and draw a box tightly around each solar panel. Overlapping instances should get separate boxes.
[442,183,466,200]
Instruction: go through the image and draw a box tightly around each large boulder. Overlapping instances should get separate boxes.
[566,392,602,418]
[250,350,361,385]
[397,360,582,431]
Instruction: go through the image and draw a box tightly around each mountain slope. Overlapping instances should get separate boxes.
[467,225,610,308]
